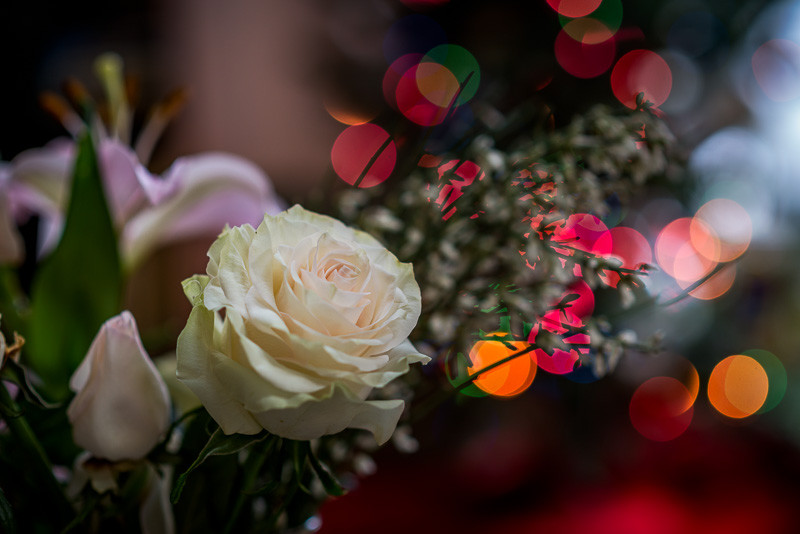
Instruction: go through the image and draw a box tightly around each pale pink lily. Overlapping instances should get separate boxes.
[0,53,283,269]
[1,136,284,270]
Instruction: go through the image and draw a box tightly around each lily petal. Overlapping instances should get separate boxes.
[123,152,285,270]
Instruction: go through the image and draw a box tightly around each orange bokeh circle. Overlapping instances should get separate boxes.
[708,355,769,419]
[467,333,537,397]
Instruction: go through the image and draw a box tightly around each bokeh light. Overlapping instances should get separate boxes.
[555,279,595,319]
[655,217,717,284]
[691,198,752,262]
[528,310,587,376]
[742,349,786,414]
[415,62,460,107]
[680,360,700,408]
[551,213,612,277]
[423,45,481,106]
[552,213,612,255]
[532,347,583,376]
[554,27,616,79]
[396,62,460,126]
[629,377,694,441]
[676,264,736,300]
[323,97,378,126]
[558,0,623,39]
[562,18,615,45]
[708,355,769,419]
[467,333,536,398]
[383,53,424,110]
[611,50,673,108]
[331,124,396,188]
[546,0,602,19]
[752,39,800,102]
[599,226,652,288]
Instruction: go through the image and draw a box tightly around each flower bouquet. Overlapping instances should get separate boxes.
[0,39,744,533]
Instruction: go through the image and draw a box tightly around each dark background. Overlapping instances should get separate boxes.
[4,1,800,532]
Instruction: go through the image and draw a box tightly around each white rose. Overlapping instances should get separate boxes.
[176,205,429,444]
[67,311,171,461]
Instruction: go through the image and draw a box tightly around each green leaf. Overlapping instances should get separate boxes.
[291,440,308,481]
[0,267,28,336]
[289,440,314,496]
[0,383,22,419]
[307,448,345,497]
[444,349,486,398]
[0,485,17,534]
[26,133,122,398]
[1,360,57,410]
[171,428,268,504]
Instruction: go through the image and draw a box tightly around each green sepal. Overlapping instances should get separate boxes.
[307,447,344,497]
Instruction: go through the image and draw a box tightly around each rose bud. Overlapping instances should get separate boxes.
[68,311,171,461]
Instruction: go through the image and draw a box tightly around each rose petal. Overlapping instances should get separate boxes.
[176,304,263,435]
[252,383,406,444]
[214,224,257,310]
[357,339,431,388]
[247,224,281,310]
[224,309,326,394]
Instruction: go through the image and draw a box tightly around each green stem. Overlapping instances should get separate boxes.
[0,382,72,524]
[222,436,278,534]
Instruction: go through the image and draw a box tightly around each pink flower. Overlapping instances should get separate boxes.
[1,137,284,269]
